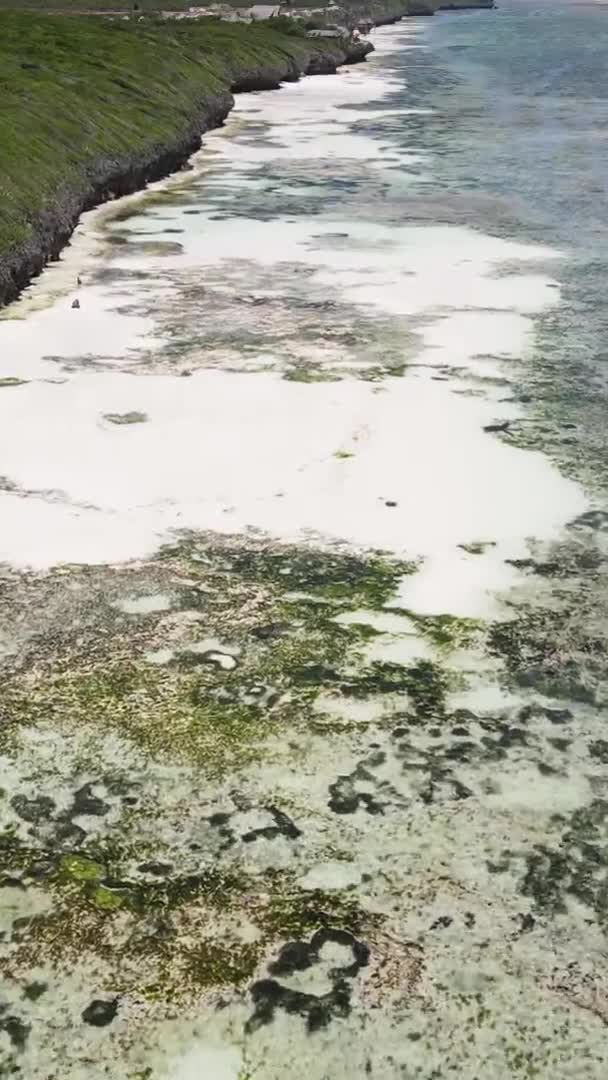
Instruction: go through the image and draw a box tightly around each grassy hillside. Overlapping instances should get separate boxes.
[0,0,325,8]
[0,0,192,8]
[0,13,341,286]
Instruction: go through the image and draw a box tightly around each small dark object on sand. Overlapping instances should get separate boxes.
[71,298,80,309]
[483,420,509,434]
[82,998,118,1027]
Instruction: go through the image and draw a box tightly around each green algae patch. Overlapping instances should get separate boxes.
[199,543,414,609]
[5,530,604,1073]
[336,621,382,642]
[91,885,125,912]
[0,537,422,776]
[60,854,104,883]
[2,861,256,996]
[283,364,339,384]
[0,566,607,1069]
[10,662,279,775]
[415,613,481,651]
[184,939,261,990]
[3,855,379,1008]
[0,534,452,1048]
[390,609,483,652]
[127,870,247,917]
[256,877,377,940]
[53,854,129,916]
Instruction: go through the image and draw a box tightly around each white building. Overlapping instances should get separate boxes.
[250,4,281,18]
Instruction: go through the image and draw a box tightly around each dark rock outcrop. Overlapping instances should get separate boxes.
[439,0,494,8]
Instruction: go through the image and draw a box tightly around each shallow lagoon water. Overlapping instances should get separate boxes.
[1,7,608,1079]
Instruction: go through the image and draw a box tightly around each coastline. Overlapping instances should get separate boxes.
[0,25,372,310]
[0,1,495,311]
[2,14,607,1080]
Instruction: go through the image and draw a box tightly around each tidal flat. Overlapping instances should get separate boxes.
[2,8,608,1078]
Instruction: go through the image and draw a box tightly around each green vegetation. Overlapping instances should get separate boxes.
[0,0,200,10]
[0,0,329,9]
[0,11,342,276]
[60,853,104,881]
[206,543,414,606]
[1,540,413,773]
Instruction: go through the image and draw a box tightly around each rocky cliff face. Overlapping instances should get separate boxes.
[438,0,494,9]
[405,0,494,12]
[0,91,231,311]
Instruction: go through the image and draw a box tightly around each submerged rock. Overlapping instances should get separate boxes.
[81,999,119,1028]
[103,411,148,425]
[10,794,55,823]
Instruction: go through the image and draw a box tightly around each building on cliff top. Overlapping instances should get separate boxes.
[250,4,281,17]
